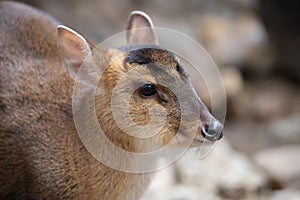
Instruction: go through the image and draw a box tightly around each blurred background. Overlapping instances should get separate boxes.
[15,0,300,199]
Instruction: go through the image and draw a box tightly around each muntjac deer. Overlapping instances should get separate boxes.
[0,1,223,199]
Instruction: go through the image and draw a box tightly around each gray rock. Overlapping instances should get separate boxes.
[175,139,270,199]
[269,189,300,200]
[268,114,300,144]
[253,145,300,188]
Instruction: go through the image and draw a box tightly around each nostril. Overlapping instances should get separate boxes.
[201,125,209,137]
[201,121,223,141]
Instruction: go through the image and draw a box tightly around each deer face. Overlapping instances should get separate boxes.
[57,11,223,153]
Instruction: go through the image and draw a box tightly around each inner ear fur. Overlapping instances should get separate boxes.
[57,25,94,80]
[126,11,158,45]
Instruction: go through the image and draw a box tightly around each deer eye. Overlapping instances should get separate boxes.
[139,84,157,97]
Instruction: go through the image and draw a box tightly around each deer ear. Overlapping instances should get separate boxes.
[57,25,94,80]
[126,11,158,45]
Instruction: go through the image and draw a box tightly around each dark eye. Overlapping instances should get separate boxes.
[140,84,157,97]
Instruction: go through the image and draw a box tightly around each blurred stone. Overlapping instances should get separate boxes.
[221,66,244,98]
[224,121,271,154]
[200,12,274,75]
[142,184,220,200]
[217,187,246,200]
[268,113,300,144]
[175,139,270,199]
[231,80,298,121]
[142,140,271,200]
[269,189,300,200]
[225,113,300,156]
[248,88,289,121]
[253,145,300,188]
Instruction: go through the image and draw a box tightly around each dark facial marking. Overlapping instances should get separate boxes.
[175,63,187,77]
[124,48,187,78]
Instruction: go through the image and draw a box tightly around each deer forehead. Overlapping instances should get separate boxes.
[112,47,186,77]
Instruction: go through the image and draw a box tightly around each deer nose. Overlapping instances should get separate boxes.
[201,120,223,141]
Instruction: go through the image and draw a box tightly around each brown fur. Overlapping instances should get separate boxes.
[0,2,221,199]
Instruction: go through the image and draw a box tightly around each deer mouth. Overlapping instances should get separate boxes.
[178,130,216,148]
[190,137,215,147]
